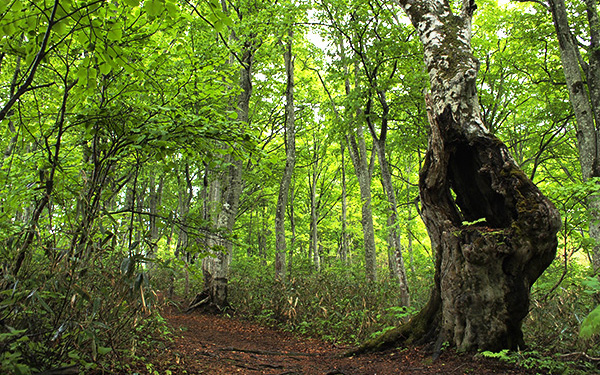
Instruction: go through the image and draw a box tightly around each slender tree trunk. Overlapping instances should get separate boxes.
[259,203,268,263]
[340,143,349,264]
[341,41,377,282]
[367,90,410,305]
[346,126,377,282]
[309,166,321,272]
[379,150,410,306]
[147,172,163,256]
[175,163,193,260]
[175,163,193,295]
[351,0,560,353]
[407,189,416,275]
[548,0,600,273]
[288,181,296,276]
[13,79,73,276]
[275,31,296,281]
[195,32,252,312]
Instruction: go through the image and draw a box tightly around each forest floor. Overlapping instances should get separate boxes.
[143,305,545,375]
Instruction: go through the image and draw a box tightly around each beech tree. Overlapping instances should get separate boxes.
[339,38,379,283]
[3,0,592,371]
[275,29,296,281]
[546,0,600,273]
[195,2,256,310]
[354,0,561,352]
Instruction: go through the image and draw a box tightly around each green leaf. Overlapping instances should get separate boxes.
[123,0,139,6]
[145,0,164,17]
[580,305,600,340]
[33,291,53,313]
[1,24,16,37]
[107,25,123,41]
[99,62,112,75]
[14,364,31,375]
[120,257,132,275]
[53,20,66,35]
[165,0,179,18]
[214,20,224,33]
[12,0,23,12]
[582,277,600,293]
[98,346,112,355]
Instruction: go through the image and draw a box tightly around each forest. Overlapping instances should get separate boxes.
[2,0,600,373]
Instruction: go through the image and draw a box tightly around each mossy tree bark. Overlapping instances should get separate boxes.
[351,0,561,353]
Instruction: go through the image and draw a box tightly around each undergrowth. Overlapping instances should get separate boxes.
[223,253,600,374]
[0,247,170,374]
[477,349,599,375]
[228,257,432,345]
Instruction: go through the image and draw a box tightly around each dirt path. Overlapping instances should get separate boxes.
[161,309,539,375]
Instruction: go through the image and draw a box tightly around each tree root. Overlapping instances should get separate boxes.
[345,291,441,356]
[185,291,231,313]
[219,347,316,357]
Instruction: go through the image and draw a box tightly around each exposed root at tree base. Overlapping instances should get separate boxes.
[186,291,231,314]
[346,290,441,357]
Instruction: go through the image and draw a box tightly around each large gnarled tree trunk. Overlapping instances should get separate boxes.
[353,0,560,352]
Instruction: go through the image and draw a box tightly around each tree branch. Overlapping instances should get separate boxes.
[0,0,60,122]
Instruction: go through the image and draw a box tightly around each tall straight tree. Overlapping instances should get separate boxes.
[547,0,600,273]
[275,30,297,280]
[339,143,350,263]
[348,3,415,303]
[307,131,324,272]
[354,0,560,352]
[342,45,378,283]
[367,91,410,306]
[194,1,258,311]
[345,125,377,282]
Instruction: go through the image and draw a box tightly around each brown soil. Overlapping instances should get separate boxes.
[150,307,543,375]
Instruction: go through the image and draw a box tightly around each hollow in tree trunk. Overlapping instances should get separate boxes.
[350,0,561,353]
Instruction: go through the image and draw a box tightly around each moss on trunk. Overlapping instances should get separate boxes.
[350,106,560,355]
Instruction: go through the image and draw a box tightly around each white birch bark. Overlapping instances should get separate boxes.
[400,0,485,137]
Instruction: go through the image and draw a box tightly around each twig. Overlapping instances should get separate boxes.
[559,352,600,361]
